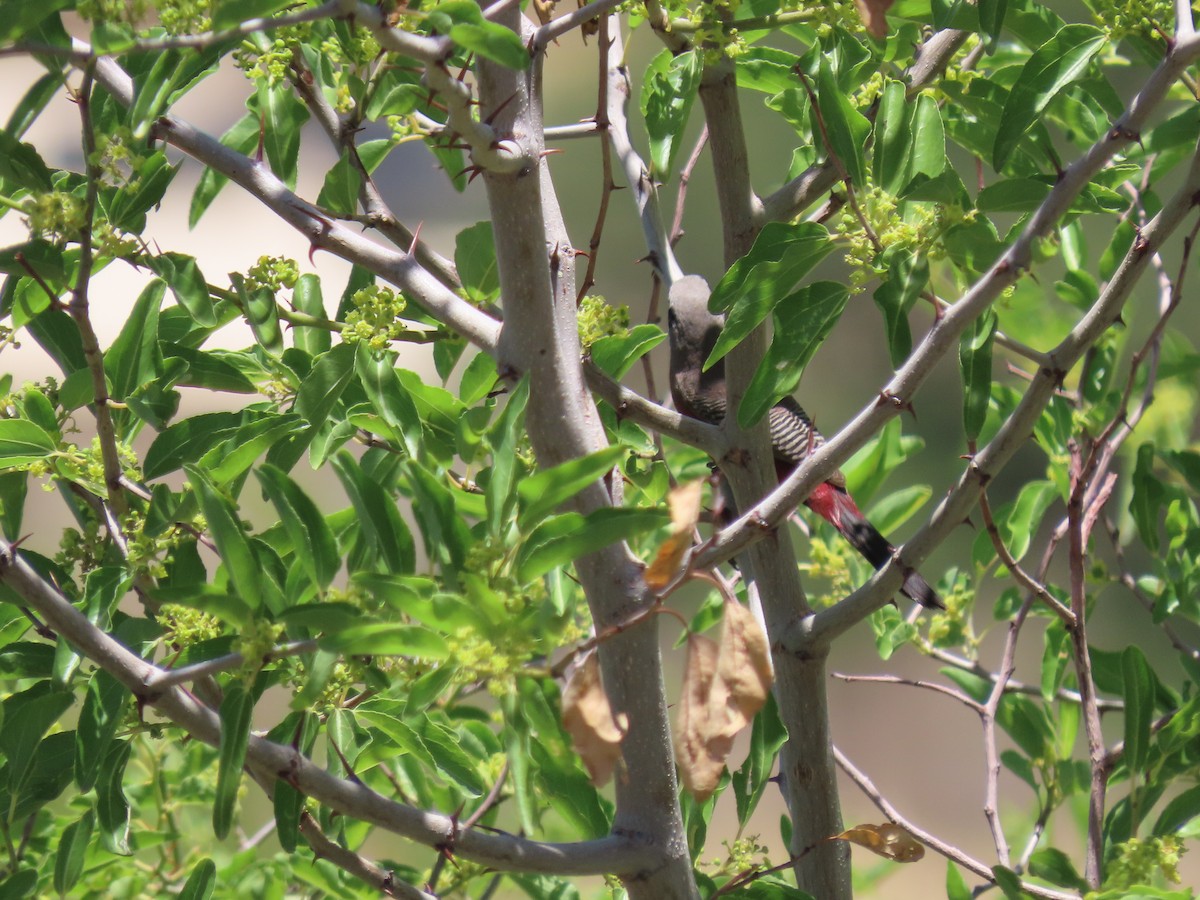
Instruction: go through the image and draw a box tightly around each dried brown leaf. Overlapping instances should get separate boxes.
[561,651,627,786]
[645,480,704,591]
[673,635,731,800]
[835,823,925,862]
[713,600,774,737]
[531,0,558,25]
[854,0,894,39]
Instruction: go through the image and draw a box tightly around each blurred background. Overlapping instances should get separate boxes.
[1,11,1197,896]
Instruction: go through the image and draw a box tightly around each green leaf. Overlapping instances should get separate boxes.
[873,80,912,195]
[291,274,331,356]
[295,342,356,427]
[641,49,702,179]
[865,485,931,535]
[0,471,26,540]
[738,282,848,428]
[910,93,945,181]
[254,81,309,190]
[0,869,36,899]
[330,451,415,574]
[517,507,667,582]
[129,49,186,140]
[355,346,422,457]
[1131,443,1163,551]
[459,351,498,405]
[213,684,253,839]
[450,19,530,69]
[1028,847,1085,889]
[320,623,450,658]
[191,113,259,226]
[0,686,73,794]
[873,251,928,368]
[148,252,217,327]
[212,0,293,30]
[272,777,303,854]
[0,131,53,193]
[53,810,95,896]
[1001,479,1058,563]
[179,858,217,900]
[104,278,165,402]
[199,414,305,485]
[978,0,1008,49]
[486,376,530,537]
[589,325,667,380]
[815,55,870,186]
[316,152,362,216]
[731,694,787,828]
[255,464,340,591]
[455,221,499,303]
[0,0,71,44]
[96,740,131,855]
[707,222,835,367]
[959,309,997,443]
[518,445,627,526]
[994,25,1107,170]
[990,865,1025,900]
[74,670,127,792]
[5,72,60,140]
[1121,645,1153,771]
[0,419,56,468]
[407,461,472,573]
[186,465,262,608]
[107,150,176,232]
[946,860,971,900]
[144,411,250,479]
[735,47,802,95]
[165,344,256,394]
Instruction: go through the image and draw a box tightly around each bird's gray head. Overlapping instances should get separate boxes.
[667,275,723,357]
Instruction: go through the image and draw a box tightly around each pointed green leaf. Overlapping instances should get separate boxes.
[517,507,667,582]
[707,222,835,368]
[212,0,293,29]
[255,81,308,190]
[589,325,667,380]
[190,113,258,226]
[74,670,128,792]
[292,274,331,355]
[53,810,95,896]
[486,376,530,536]
[815,55,870,186]
[330,451,414,574]
[104,278,165,401]
[518,445,627,526]
[179,858,217,900]
[355,346,422,458]
[319,623,449,658]
[96,740,131,855]
[0,687,73,793]
[186,465,262,608]
[738,281,848,428]
[213,684,253,839]
[1121,645,1153,771]
[873,80,912,195]
[255,463,340,590]
[994,25,1107,170]
[0,420,56,468]
[149,252,216,327]
[295,342,356,427]
[316,152,362,216]
[959,309,997,443]
[641,49,702,179]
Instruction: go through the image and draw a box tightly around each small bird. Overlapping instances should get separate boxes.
[667,274,942,609]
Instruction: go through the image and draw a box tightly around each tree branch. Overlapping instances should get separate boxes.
[0,539,662,878]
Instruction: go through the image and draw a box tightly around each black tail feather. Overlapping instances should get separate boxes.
[838,506,943,610]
